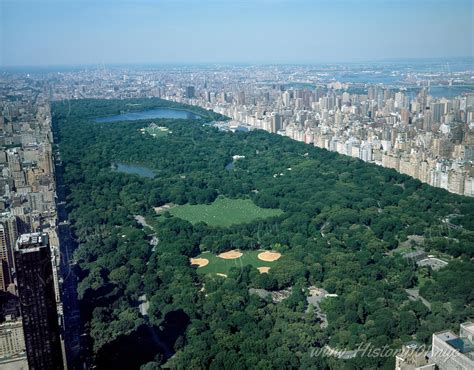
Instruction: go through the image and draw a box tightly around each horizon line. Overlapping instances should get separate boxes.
[1,56,473,70]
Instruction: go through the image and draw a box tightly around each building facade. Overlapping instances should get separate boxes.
[14,233,63,370]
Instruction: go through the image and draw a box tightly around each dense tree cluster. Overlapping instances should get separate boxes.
[52,98,474,369]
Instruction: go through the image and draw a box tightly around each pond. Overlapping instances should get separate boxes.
[113,163,155,178]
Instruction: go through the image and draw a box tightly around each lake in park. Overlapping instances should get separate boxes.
[113,163,155,178]
[95,108,201,122]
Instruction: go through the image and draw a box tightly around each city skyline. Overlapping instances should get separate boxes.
[1,0,473,67]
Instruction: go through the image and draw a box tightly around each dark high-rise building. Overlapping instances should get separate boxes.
[14,233,63,370]
[185,85,195,99]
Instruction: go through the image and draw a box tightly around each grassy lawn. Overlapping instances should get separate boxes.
[169,196,283,227]
[195,250,280,275]
[143,125,170,138]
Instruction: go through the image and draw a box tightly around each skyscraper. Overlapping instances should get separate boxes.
[14,233,63,370]
[185,86,195,99]
[423,108,433,131]
[0,215,19,292]
[0,260,10,292]
[430,102,446,124]
[271,113,282,133]
[237,91,246,105]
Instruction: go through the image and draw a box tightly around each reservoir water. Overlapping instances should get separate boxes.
[113,163,155,178]
[95,108,201,122]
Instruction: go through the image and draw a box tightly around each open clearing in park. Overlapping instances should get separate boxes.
[191,250,282,276]
[141,123,171,138]
[169,196,283,227]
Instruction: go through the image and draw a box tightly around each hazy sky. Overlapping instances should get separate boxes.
[1,0,472,66]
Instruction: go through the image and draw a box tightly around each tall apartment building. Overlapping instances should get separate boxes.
[185,85,195,99]
[0,215,18,292]
[271,113,282,134]
[0,316,26,359]
[0,260,10,292]
[0,290,27,368]
[14,233,63,370]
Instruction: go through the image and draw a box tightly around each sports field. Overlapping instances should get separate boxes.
[191,250,282,275]
[169,196,283,227]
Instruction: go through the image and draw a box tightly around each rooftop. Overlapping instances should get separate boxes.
[462,322,474,334]
[434,329,474,362]
[403,250,427,259]
[15,232,48,252]
[434,330,457,342]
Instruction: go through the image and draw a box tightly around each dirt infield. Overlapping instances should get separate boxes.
[190,258,209,267]
[257,267,271,274]
[218,250,243,259]
[154,203,174,214]
[258,251,281,262]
